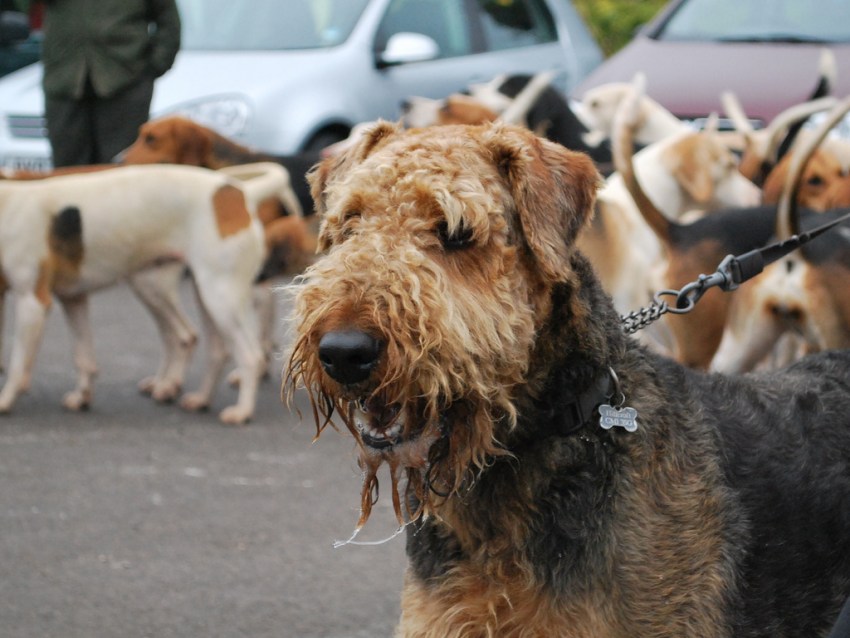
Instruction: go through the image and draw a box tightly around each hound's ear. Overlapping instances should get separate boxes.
[486,125,602,281]
[177,123,214,167]
[670,151,714,203]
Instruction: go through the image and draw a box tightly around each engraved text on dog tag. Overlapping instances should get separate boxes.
[599,404,638,432]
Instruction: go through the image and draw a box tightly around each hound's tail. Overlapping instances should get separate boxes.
[611,73,677,246]
[219,162,303,218]
[722,49,838,183]
[499,70,556,126]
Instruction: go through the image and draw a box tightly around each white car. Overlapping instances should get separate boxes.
[0,0,602,171]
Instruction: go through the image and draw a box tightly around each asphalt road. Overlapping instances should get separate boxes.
[0,280,407,638]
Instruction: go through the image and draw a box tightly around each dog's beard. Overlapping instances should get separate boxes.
[359,397,509,530]
[341,395,443,530]
[284,258,536,533]
[286,341,512,532]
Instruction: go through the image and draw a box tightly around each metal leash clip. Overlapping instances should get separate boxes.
[622,210,850,334]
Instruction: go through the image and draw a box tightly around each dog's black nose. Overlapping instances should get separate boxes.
[318,330,382,385]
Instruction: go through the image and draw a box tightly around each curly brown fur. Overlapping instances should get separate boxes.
[284,122,850,637]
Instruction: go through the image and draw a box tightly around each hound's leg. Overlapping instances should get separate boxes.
[0,292,50,412]
[226,282,274,386]
[192,275,263,425]
[710,315,784,374]
[0,290,6,375]
[128,265,198,402]
[59,294,98,410]
[179,280,230,415]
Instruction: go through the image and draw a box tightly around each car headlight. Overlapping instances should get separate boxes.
[164,96,252,137]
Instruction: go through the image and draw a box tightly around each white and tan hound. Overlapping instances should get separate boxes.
[0,163,283,424]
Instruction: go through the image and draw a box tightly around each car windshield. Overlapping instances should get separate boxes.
[656,0,850,43]
[175,0,371,50]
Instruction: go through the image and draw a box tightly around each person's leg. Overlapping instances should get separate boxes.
[44,93,96,167]
[92,75,155,163]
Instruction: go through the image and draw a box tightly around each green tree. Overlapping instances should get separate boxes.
[573,0,668,57]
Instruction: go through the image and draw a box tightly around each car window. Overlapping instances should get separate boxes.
[375,0,473,59]
[475,0,557,52]
[657,0,850,43]
[176,0,370,50]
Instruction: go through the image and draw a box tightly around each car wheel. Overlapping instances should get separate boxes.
[302,128,349,153]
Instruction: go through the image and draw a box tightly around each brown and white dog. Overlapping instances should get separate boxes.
[722,48,839,185]
[120,116,320,376]
[322,73,551,160]
[399,71,613,168]
[120,115,318,218]
[723,91,839,186]
[616,82,850,370]
[574,80,688,148]
[0,164,277,424]
[1,158,305,397]
[711,99,850,374]
[400,71,555,129]
[578,75,760,336]
[760,141,848,210]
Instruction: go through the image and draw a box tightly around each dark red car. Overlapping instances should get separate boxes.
[573,0,850,131]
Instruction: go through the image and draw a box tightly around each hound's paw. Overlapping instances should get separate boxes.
[137,376,156,395]
[179,392,210,412]
[151,380,182,403]
[219,405,252,426]
[63,390,91,411]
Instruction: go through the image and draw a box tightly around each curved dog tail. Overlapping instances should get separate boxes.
[219,162,304,218]
[611,73,677,247]
[776,96,850,240]
[722,51,838,186]
[499,70,556,126]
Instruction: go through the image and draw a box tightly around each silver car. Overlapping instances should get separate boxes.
[0,0,602,171]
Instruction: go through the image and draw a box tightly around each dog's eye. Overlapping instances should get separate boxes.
[807,175,824,187]
[436,220,474,251]
[144,133,158,147]
[339,210,361,240]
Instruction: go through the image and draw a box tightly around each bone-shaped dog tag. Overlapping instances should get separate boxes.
[598,404,638,432]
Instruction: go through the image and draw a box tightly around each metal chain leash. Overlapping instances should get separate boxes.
[620,284,702,335]
[620,297,670,334]
[620,210,850,334]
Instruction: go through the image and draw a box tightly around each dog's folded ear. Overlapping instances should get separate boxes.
[308,120,400,249]
[177,121,214,166]
[485,124,602,281]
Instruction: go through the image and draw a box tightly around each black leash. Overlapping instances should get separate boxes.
[621,210,850,334]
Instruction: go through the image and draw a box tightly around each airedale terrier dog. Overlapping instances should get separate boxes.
[284,121,850,637]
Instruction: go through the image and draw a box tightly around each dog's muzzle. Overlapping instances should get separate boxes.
[318,330,382,385]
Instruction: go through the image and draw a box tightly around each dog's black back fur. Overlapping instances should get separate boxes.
[667,204,778,253]
[667,205,850,271]
[407,252,850,636]
[706,352,850,636]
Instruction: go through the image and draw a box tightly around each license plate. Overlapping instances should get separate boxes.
[3,156,53,172]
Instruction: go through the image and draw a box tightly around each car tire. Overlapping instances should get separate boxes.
[302,128,349,153]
